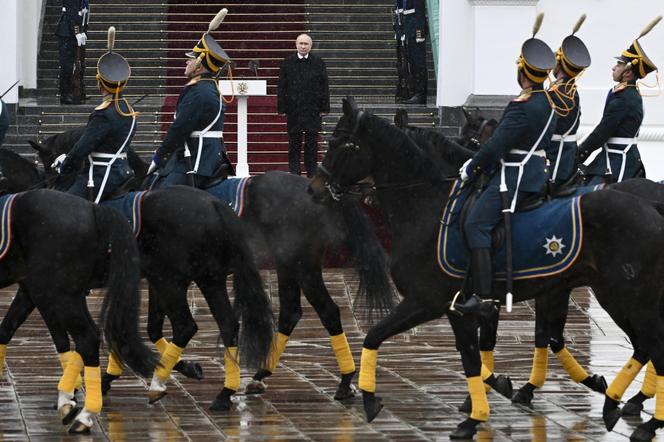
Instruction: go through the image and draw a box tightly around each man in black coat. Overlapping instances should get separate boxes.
[55,0,89,104]
[277,34,330,177]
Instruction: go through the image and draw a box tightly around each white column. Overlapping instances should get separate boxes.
[437,0,474,106]
[18,0,44,90]
[0,0,19,103]
[235,96,249,177]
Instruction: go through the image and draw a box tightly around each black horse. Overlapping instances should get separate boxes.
[25,132,395,402]
[0,148,275,411]
[0,188,156,433]
[308,98,664,441]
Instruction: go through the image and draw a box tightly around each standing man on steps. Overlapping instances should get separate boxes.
[55,0,89,104]
[394,0,428,104]
[278,33,330,177]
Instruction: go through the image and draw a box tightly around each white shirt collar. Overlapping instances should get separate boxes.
[297,53,309,60]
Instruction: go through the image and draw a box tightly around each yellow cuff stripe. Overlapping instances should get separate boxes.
[106,351,124,377]
[266,332,289,373]
[358,348,378,393]
[555,347,589,383]
[330,333,356,375]
[528,347,548,388]
[606,357,643,401]
[224,347,240,391]
[642,361,657,398]
[467,376,490,421]
[84,366,103,414]
[155,342,184,381]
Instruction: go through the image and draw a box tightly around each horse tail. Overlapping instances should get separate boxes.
[339,198,396,322]
[213,200,274,370]
[93,204,158,378]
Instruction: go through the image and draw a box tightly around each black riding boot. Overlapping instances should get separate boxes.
[453,248,493,315]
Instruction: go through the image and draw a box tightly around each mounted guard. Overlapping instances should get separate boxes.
[54,26,137,203]
[150,8,234,188]
[547,14,591,189]
[456,13,556,313]
[578,16,661,184]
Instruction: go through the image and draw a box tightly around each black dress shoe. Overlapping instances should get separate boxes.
[404,94,426,104]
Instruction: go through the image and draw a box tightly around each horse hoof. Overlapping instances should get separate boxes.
[622,401,644,417]
[174,360,204,380]
[148,390,167,404]
[102,373,119,395]
[512,384,534,406]
[245,379,267,395]
[334,371,356,400]
[603,408,622,432]
[209,387,234,411]
[450,417,481,439]
[583,374,608,394]
[59,404,81,426]
[630,427,655,441]
[68,420,91,434]
[362,391,383,423]
[494,375,513,399]
[458,395,471,413]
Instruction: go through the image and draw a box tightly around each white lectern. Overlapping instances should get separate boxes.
[219,80,267,177]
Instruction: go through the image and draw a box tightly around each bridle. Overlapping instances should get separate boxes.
[464,118,490,150]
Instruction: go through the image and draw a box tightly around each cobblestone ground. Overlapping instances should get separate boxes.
[0,270,658,441]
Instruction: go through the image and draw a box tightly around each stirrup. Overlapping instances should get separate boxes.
[449,292,482,316]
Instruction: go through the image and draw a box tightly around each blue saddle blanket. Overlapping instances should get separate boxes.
[101,191,148,237]
[0,194,18,261]
[437,181,602,280]
[205,177,251,216]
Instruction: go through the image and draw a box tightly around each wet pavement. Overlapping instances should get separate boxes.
[0,271,659,441]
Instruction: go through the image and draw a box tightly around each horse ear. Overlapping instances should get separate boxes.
[461,107,471,122]
[27,140,45,153]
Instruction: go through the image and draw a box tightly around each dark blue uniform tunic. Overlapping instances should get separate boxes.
[464,86,555,250]
[578,82,644,184]
[156,75,227,186]
[66,98,135,200]
[547,77,581,185]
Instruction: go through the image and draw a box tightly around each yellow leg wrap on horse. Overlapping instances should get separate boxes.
[330,333,355,375]
[84,366,103,414]
[58,351,83,394]
[655,375,664,420]
[155,338,182,363]
[106,351,123,377]
[528,347,548,388]
[0,344,6,375]
[358,348,378,393]
[642,361,657,398]
[155,342,184,381]
[467,376,490,421]
[555,347,589,383]
[606,357,643,401]
[224,347,240,391]
[266,332,289,373]
[480,351,494,392]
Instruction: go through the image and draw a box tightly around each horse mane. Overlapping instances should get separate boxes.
[0,148,42,191]
[404,126,474,172]
[45,127,86,156]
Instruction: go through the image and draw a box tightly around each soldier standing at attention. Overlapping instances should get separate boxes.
[54,27,137,203]
[400,0,428,104]
[278,33,330,177]
[578,16,661,185]
[151,9,233,188]
[55,0,89,104]
[456,14,556,313]
[546,15,591,188]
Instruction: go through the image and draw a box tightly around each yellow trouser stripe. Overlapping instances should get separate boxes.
[266,332,289,373]
[330,333,355,375]
[555,347,589,383]
[106,351,123,376]
[606,357,643,401]
[467,375,490,421]
[155,342,184,381]
[642,361,657,397]
[58,351,84,394]
[84,366,103,414]
[224,347,240,391]
[528,347,548,388]
[655,375,664,420]
[358,348,378,393]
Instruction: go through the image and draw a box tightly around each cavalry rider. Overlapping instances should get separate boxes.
[547,15,591,188]
[578,17,661,184]
[457,14,556,312]
[151,24,233,188]
[55,26,137,204]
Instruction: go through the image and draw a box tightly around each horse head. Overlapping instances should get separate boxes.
[0,148,44,193]
[458,108,497,151]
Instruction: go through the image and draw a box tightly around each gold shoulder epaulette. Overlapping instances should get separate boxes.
[186,77,201,86]
[513,91,532,102]
[612,82,631,94]
[95,100,112,111]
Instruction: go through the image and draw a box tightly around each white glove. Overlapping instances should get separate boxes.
[459,159,472,182]
[147,161,158,175]
[51,154,67,174]
[75,33,87,47]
